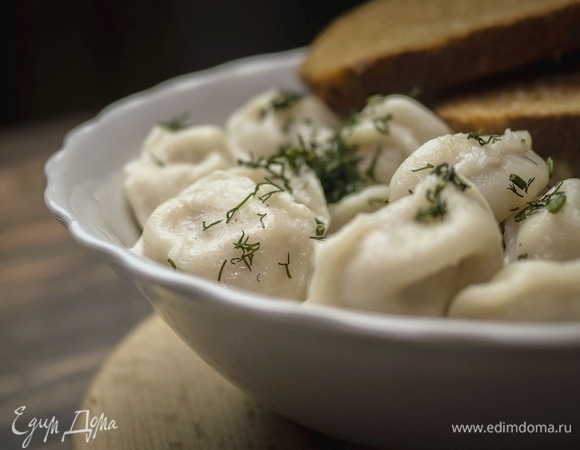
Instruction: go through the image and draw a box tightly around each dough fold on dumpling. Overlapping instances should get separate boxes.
[327,184,389,234]
[389,130,549,222]
[448,259,580,322]
[134,168,321,300]
[226,89,340,159]
[339,95,452,184]
[124,124,239,227]
[503,178,580,263]
[307,165,503,316]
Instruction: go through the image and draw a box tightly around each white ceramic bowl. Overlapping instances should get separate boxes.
[45,49,580,449]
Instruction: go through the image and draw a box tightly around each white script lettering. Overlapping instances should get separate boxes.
[11,405,117,447]
[62,409,118,443]
[11,406,59,448]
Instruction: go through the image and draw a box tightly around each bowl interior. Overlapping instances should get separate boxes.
[45,47,580,350]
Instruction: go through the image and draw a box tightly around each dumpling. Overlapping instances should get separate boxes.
[448,259,580,322]
[327,184,389,234]
[339,95,452,184]
[226,89,340,159]
[389,130,549,222]
[134,168,322,300]
[124,124,239,227]
[503,178,580,263]
[226,164,330,227]
[306,164,504,316]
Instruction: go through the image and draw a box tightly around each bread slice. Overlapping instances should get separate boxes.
[299,0,580,114]
[434,64,580,161]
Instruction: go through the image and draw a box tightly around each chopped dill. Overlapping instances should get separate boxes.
[217,259,227,282]
[278,252,292,279]
[365,94,386,108]
[256,178,284,203]
[364,146,382,182]
[372,114,393,135]
[415,183,447,222]
[231,230,260,271]
[257,212,267,229]
[507,173,535,197]
[411,163,435,173]
[431,163,469,191]
[547,190,567,214]
[226,191,254,223]
[224,178,285,224]
[202,219,222,230]
[159,113,190,131]
[148,150,165,167]
[513,181,567,222]
[546,157,554,177]
[239,132,367,204]
[310,218,326,240]
[259,90,304,119]
[415,164,469,222]
[467,131,501,146]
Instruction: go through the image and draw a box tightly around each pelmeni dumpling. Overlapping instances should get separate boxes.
[327,184,389,234]
[124,124,239,227]
[503,178,580,263]
[226,89,340,159]
[307,165,503,316]
[339,95,452,184]
[448,260,580,322]
[230,164,330,226]
[134,168,322,300]
[389,130,549,222]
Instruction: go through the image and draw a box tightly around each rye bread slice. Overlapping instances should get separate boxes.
[435,61,580,161]
[299,0,580,114]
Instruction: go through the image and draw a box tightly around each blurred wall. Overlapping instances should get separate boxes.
[3,0,363,126]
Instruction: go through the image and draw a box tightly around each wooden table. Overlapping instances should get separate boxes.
[0,113,367,450]
[0,112,152,450]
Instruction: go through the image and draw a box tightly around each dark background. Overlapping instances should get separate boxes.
[2,0,364,128]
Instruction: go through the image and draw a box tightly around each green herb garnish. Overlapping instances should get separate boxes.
[546,157,554,177]
[231,230,260,271]
[310,218,326,240]
[411,163,435,173]
[513,181,567,222]
[467,131,501,146]
[372,114,393,135]
[202,219,222,230]
[259,90,304,118]
[415,164,469,223]
[507,173,535,198]
[278,252,292,279]
[240,131,367,204]
[159,113,190,131]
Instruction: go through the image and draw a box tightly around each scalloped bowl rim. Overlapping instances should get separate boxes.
[44,48,580,349]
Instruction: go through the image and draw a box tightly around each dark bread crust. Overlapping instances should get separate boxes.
[435,61,580,160]
[440,113,579,161]
[300,0,580,114]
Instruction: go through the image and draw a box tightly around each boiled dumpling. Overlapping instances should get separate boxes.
[504,178,580,263]
[448,259,580,321]
[226,89,340,159]
[327,184,389,234]
[124,124,239,227]
[339,95,451,184]
[307,165,503,316]
[225,165,330,227]
[134,168,322,300]
[389,130,549,222]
